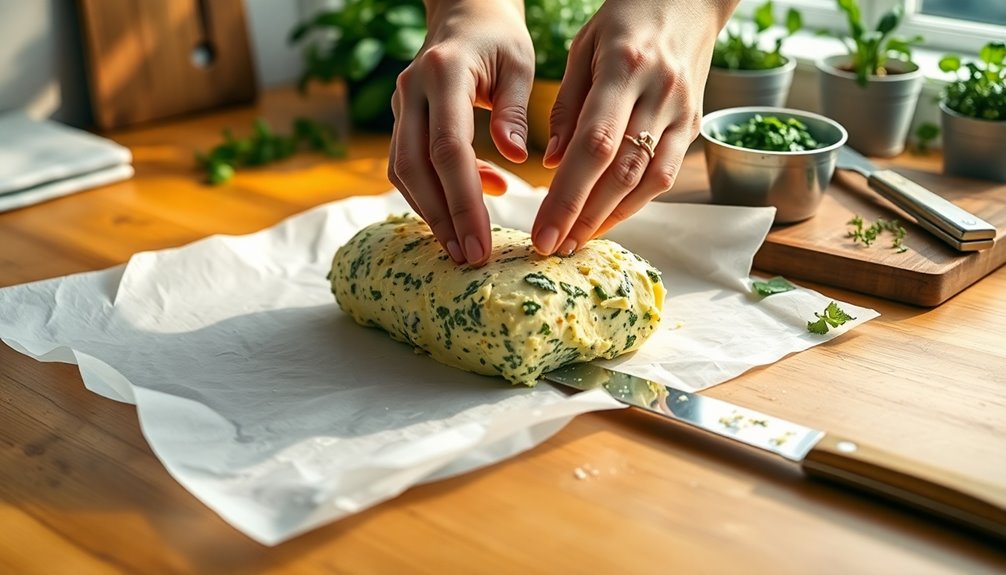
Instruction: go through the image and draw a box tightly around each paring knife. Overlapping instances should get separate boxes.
[836,146,996,252]
[544,362,1006,541]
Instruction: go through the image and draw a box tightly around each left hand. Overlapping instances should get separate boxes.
[531,0,738,255]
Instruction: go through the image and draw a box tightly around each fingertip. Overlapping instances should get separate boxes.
[478,166,508,196]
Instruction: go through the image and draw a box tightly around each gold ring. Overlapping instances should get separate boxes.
[624,131,657,159]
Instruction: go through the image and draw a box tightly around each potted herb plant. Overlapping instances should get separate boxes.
[289,0,427,131]
[705,0,802,112]
[525,0,602,151]
[817,0,923,157]
[938,41,1006,182]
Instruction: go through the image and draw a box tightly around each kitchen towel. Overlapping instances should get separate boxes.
[0,111,133,212]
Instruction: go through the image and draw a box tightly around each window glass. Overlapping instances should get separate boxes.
[919,0,1006,26]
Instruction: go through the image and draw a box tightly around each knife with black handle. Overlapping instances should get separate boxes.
[545,362,1006,542]
[836,146,996,252]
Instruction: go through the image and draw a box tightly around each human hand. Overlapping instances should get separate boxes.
[388,0,534,265]
[532,0,739,255]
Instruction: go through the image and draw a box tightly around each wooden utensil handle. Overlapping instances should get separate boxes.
[802,433,1006,541]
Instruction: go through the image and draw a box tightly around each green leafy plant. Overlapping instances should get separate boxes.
[196,118,345,185]
[807,301,856,335]
[289,1,427,129]
[712,0,802,71]
[912,122,940,154]
[832,0,923,86]
[525,0,603,80]
[713,115,821,151]
[939,41,1006,121]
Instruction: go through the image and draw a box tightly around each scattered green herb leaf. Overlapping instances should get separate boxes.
[807,301,856,334]
[522,301,541,315]
[752,276,797,296]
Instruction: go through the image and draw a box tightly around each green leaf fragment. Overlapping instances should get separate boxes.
[524,272,557,293]
[807,301,856,335]
[752,276,797,296]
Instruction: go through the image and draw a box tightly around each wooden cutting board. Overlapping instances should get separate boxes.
[78,0,257,130]
[664,149,1006,307]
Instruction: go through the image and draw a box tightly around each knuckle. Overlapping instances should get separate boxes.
[549,193,583,220]
[495,103,529,131]
[423,210,449,233]
[654,164,680,192]
[447,200,479,222]
[612,150,649,188]
[572,211,604,235]
[549,99,573,128]
[429,134,467,168]
[581,124,619,161]
[392,155,415,182]
[419,46,457,75]
[614,44,649,75]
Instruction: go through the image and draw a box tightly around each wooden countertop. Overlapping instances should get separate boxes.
[1,88,1004,574]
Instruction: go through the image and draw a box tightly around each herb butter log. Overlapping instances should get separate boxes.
[330,214,665,386]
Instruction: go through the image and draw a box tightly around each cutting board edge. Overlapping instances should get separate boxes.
[752,242,1005,307]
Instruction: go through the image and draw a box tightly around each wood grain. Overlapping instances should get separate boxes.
[658,152,1006,307]
[0,88,1004,574]
[78,0,257,130]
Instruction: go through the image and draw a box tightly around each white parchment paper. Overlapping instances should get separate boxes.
[0,170,877,545]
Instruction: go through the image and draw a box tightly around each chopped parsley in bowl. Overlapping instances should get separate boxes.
[712,114,823,152]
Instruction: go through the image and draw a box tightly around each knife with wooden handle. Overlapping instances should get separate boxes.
[836,146,996,252]
[545,362,1006,541]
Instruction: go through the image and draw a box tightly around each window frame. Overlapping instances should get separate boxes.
[733,0,1006,55]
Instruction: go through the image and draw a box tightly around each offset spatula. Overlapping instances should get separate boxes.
[544,362,1006,541]
[836,146,996,252]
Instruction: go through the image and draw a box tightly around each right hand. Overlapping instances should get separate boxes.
[388,0,534,265]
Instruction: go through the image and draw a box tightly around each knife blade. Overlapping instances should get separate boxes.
[544,362,1006,541]
[836,146,996,252]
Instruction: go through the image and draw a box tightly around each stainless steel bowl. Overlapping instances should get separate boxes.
[700,106,848,223]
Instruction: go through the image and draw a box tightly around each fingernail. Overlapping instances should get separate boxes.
[464,235,484,263]
[557,237,577,256]
[446,239,464,263]
[535,226,560,254]
[543,135,558,162]
[511,131,526,152]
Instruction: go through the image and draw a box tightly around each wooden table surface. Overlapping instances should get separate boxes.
[1,88,1004,574]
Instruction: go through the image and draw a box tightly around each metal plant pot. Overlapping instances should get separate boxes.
[704,57,796,113]
[940,102,1006,182]
[817,55,923,157]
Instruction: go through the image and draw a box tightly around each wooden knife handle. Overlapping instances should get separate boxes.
[802,433,1006,541]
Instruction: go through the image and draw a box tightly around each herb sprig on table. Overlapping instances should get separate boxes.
[847,214,908,252]
[713,115,822,152]
[196,118,345,185]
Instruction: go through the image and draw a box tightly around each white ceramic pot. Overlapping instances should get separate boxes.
[940,102,1006,182]
[704,57,796,113]
[817,55,923,157]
